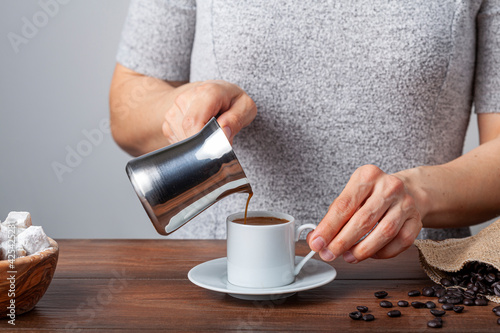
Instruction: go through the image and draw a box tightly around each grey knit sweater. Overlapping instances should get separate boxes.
[117,0,500,240]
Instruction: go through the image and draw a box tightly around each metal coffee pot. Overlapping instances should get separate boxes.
[126,118,252,235]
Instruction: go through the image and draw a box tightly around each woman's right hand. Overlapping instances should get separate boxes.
[162,80,257,144]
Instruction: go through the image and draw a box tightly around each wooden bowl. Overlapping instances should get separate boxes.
[0,237,59,318]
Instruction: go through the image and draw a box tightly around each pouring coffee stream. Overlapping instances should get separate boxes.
[126,118,253,235]
[244,192,253,224]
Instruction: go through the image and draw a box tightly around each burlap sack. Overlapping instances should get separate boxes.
[414,219,500,304]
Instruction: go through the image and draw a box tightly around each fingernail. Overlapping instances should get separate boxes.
[343,251,358,264]
[319,248,335,261]
[311,237,326,252]
[222,126,232,140]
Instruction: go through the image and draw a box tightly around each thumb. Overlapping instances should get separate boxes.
[221,126,232,142]
[217,95,257,142]
[306,231,314,244]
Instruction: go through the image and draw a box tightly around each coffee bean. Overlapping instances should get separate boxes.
[435,289,446,298]
[411,301,426,309]
[446,297,462,305]
[408,290,421,297]
[374,291,388,299]
[493,306,500,313]
[356,306,368,313]
[422,287,435,297]
[426,301,436,309]
[430,309,446,317]
[495,284,500,297]
[438,297,447,304]
[362,314,375,321]
[387,310,401,317]
[442,304,454,310]
[349,311,363,320]
[497,318,500,325]
[432,284,445,291]
[494,310,500,317]
[447,291,463,298]
[380,301,393,308]
[434,317,443,323]
[440,278,452,287]
[453,306,464,313]
[397,300,409,307]
[475,298,488,306]
[486,273,496,283]
[427,319,443,328]
[463,299,475,306]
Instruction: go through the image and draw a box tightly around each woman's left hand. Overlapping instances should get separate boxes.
[307,164,423,263]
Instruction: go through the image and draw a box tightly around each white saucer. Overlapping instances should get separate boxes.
[188,256,337,300]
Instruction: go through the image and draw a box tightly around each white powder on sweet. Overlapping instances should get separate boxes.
[5,211,32,229]
[17,226,50,255]
[0,211,51,260]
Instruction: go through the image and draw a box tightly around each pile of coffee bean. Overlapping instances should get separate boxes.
[440,261,500,297]
[348,284,499,328]
[348,262,500,327]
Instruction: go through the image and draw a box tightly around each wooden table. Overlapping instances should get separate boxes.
[2,240,498,332]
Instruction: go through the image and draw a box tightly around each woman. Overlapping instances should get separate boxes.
[110,0,500,264]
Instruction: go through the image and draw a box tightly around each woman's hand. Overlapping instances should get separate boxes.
[162,80,257,144]
[110,63,257,156]
[307,164,423,263]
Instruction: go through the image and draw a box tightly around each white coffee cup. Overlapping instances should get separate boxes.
[226,211,317,288]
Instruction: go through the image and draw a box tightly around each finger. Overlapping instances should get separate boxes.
[373,216,422,259]
[308,165,383,253]
[179,81,243,138]
[162,121,179,143]
[306,231,314,244]
[172,81,204,113]
[217,94,257,141]
[344,203,406,263]
[321,173,407,262]
[164,103,187,141]
[320,191,393,261]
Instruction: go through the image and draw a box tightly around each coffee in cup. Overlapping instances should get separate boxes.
[227,211,317,288]
[232,216,289,226]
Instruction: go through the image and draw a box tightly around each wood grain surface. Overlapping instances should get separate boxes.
[1,240,498,332]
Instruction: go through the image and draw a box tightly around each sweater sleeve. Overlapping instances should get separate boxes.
[475,0,500,113]
[116,0,196,81]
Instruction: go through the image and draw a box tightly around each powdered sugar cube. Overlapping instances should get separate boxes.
[17,226,50,255]
[3,211,32,229]
[0,241,26,260]
[0,224,7,242]
[0,223,18,242]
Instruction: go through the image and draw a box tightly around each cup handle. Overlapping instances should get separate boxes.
[294,223,317,276]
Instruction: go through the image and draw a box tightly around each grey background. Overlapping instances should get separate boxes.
[0,0,493,239]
